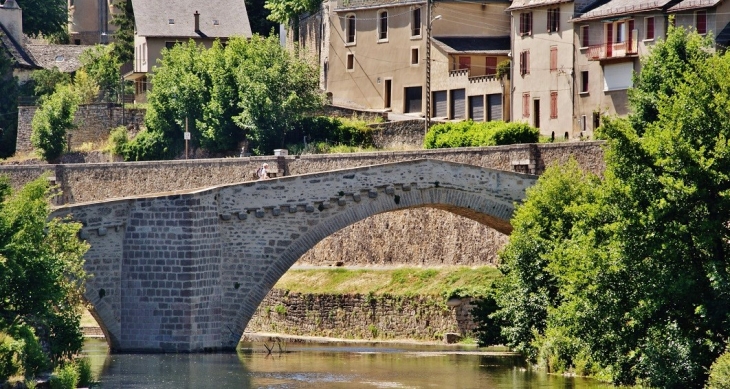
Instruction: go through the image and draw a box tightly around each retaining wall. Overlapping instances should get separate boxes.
[16,104,146,153]
[245,289,478,341]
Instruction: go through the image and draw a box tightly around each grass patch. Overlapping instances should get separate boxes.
[273,266,501,298]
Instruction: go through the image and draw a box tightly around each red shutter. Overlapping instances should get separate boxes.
[550,91,558,119]
[520,51,525,75]
[523,93,530,118]
[581,26,589,47]
[550,46,557,71]
[486,57,497,76]
[697,11,707,34]
[526,50,530,74]
[647,17,654,40]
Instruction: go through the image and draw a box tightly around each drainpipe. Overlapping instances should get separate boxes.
[509,12,514,123]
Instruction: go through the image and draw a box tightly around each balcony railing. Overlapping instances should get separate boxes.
[586,40,638,61]
[448,68,500,83]
[336,0,422,10]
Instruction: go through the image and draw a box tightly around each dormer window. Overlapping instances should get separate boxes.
[213,19,220,26]
[55,55,65,62]
[168,19,175,24]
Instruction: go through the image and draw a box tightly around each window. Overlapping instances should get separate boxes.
[142,42,147,64]
[645,17,655,40]
[519,12,532,36]
[547,8,559,32]
[411,8,421,37]
[165,41,181,49]
[550,46,557,72]
[346,53,354,71]
[168,19,175,24]
[522,93,530,118]
[411,48,419,65]
[580,25,589,47]
[550,91,558,119]
[581,71,589,93]
[616,21,626,43]
[485,57,497,76]
[346,15,356,44]
[697,11,707,35]
[519,50,530,76]
[378,11,388,40]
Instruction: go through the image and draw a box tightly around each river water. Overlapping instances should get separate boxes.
[83,339,614,388]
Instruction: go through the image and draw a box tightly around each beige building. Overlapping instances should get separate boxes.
[321,0,511,120]
[508,0,596,139]
[68,0,118,45]
[123,0,252,103]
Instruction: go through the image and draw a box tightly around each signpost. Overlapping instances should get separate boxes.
[184,117,190,160]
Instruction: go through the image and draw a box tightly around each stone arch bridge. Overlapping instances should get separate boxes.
[50,159,538,352]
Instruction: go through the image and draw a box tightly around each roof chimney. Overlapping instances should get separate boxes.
[0,0,23,43]
[194,10,200,32]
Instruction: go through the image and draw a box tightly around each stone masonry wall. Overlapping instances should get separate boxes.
[16,104,146,153]
[246,289,478,340]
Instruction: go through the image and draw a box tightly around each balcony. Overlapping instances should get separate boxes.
[585,40,638,61]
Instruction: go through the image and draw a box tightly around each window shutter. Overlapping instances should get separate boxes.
[697,11,707,34]
[528,13,532,35]
[486,57,497,76]
[550,46,557,71]
[550,91,558,118]
[547,9,552,32]
[520,13,525,35]
[647,17,655,40]
[526,50,530,74]
[523,93,530,118]
[555,9,560,31]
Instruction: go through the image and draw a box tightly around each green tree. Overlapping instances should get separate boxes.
[628,22,713,135]
[15,0,67,39]
[79,44,121,101]
[27,68,71,99]
[232,34,324,154]
[0,52,18,159]
[0,175,89,366]
[30,85,79,162]
[110,0,135,63]
[130,36,322,160]
[486,25,730,388]
[71,70,100,104]
[265,0,321,24]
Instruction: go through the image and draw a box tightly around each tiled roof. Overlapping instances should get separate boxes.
[0,23,38,69]
[131,0,252,38]
[574,0,675,21]
[26,44,94,73]
[433,36,511,54]
[668,0,724,12]
[506,0,572,11]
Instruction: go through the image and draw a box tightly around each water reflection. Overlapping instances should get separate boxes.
[83,339,614,389]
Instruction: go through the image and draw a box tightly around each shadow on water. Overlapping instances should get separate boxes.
[83,339,615,389]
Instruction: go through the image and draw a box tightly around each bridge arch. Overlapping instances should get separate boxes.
[53,159,537,352]
[224,187,515,344]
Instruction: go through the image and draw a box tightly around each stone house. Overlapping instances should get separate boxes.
[507,0,600,140]
[298,0,511,120]
[123,0,252,103]
[68,0,118,45]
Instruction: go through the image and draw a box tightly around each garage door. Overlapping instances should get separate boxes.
[451,89,465,119]
[487,94,502,121]
[468,95,484,121]
[433,91,447,118]
[405,86,422,113]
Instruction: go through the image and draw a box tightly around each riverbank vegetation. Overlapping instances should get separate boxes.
[474,24,730,388]
[0,176,89,386]
[274,266,500,300]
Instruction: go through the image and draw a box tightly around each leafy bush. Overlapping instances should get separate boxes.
[121,129,173,161]
[49,364,79,389]
[708,352,730,389]
[9,324,48,379]
[30,85,79,162]
[76,358,93,388]
[0,332,20,383]
[107,126,129,156]
[424,120,538,149]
